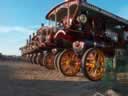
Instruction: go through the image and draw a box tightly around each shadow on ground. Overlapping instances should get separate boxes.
[0,60,127,96]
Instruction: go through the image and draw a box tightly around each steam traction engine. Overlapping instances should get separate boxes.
[20,0,128,81]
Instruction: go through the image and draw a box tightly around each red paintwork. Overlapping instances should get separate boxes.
[55,30,76,42]
[33,27,56,49]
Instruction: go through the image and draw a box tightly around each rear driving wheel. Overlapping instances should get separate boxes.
[58,49,81,76]
[82,48,105,81]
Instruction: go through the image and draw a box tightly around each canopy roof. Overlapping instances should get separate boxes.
[46,0,128,27]
[81,2,128,27]
[46,0,79,22]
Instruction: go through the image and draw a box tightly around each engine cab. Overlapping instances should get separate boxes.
[46,0,128,49]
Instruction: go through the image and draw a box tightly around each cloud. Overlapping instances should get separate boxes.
[0,25,40,34]
[29,25,41,29]
[0,25,41,56]
[118,6,128,20]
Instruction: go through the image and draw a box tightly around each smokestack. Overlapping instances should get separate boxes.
[26,39,29,45]
[41,23,44,27]
[33,33,35,37]
[29,35,32,42]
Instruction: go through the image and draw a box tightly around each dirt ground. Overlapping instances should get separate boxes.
[0,60,127,96]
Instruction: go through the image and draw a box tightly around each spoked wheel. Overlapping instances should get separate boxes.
[39,54,45,66]
[31,54,35,64]
[35,53,41,65]
[33,53,38,64]
[58,49,81,76]
[54,52,61,71]
[82,48,105,81]
[30,54,34,64]
[45,52,55,69]
[26,55,29,62]
[28,55,31,62]
[25,55,29,62]
[31,54,37,64]
[29,54,33,64]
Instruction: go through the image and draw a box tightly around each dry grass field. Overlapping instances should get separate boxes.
[0,59,127,96]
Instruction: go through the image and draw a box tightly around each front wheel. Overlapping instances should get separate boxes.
[82,48,105,81]
[58,49,81,76]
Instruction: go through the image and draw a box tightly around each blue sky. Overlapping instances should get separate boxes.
[0,0,128,56]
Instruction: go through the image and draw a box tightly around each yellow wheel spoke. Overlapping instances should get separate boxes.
[60,50,80,76]
[45,53,55,69]
[84,48,105,80]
